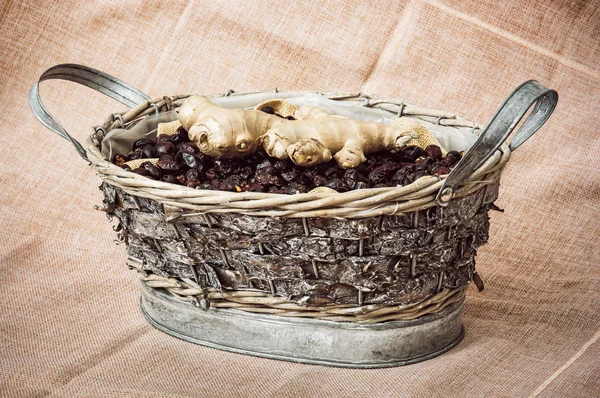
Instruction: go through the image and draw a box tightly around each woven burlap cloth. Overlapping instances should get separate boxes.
[2,1,599,397]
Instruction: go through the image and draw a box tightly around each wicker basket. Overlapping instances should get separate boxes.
[30,64,557,368]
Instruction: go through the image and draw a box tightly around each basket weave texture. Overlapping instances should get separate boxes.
[90,91,509,322]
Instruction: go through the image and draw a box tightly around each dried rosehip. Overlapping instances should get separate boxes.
[326,178,349,192]
[186,178,201,188]
[273,160,289,172]
[204,169,217,180]
[343,169,368,189]
[442,156,458,167]
[132,138,154,150]
[312,174,327,187]
[185,169,200,180]
[180,142,200,155]
[140,144,156,158]
[180,152,201,169]
[112,154,127,167]
[431,166,450,176]
[132,167,152,177]
[161,174,179,184]
[156,159,181,175]
[392,169,411,185]
[176,126,189,142]
[255,158,272,170]
[399,146,424,162]
[424,145,442,160]
[259,106,275,114]
[245,182,265,192]
[447,150,462,161]
[127,148,144,161]
[176,175,186,185]
[415,157,434,171]
[214,159,238,175]
[142,162,162,179]
[155,142,177,157]
[281,169,299,183]
[157,134,172,143]
[237,166,253,180]
[197,183,212,190]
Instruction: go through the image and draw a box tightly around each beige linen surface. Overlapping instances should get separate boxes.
[1,1,599,397]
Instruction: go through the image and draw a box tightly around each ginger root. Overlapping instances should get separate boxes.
[178,96,419,168]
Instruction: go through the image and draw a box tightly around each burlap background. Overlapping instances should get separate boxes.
[1,1,599,397]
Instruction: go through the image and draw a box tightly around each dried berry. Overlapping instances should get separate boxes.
[180,152,201,169]
[142,162,162,179]
[132,167,152,177]
[157,134,172,143]
[155,142,177,157]
[186,178,201,188]
[281,169,299,183]
[176,126,189,142]
[204,169,217,180]
[112,154,127,167]
[312,174,327,187]
[127,148,144,161]
[399,146,424,162]
[132,138,154,150]
[325,178,349,192]
[159,154,176,162]
[185,169,200,181]
[447,150,462,161]
[140,144,156,158]
[442,156,458,167]
[156,159,181,175]
[343,169,368,189]
[176,175,186,185]
[273,160,289,172]
[259,106,275,114]
[431,166,450,175]
[180,142,200,155]
[245,183,265,192]
[355,181,370,189]
[424,145,442,160]
[161,174,179,184]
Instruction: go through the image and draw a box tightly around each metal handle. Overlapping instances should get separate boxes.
[435,80,558,206]
[28,64,151,160]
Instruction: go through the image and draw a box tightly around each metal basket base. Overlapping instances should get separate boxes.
[140,283,464,368]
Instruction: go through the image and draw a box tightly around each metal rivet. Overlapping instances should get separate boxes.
[112,113,125,128]
[440,187,454,203]
[149,103,160,115]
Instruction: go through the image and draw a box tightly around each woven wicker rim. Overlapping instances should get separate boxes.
[130,259,466,324]
[88,91,510,218]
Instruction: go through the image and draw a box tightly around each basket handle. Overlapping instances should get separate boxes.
[28,64,151,161]
[435,80,558,206]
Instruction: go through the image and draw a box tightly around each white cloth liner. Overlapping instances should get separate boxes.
[101,95,479,160]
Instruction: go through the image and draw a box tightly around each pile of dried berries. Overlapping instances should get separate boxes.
[112,127,463,193]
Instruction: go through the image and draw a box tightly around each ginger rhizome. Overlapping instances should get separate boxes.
[178,96,419,168]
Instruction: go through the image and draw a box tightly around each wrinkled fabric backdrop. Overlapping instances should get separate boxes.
[1,1,599,397]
